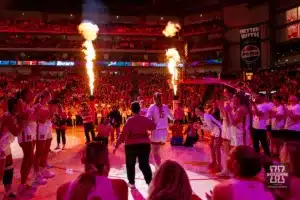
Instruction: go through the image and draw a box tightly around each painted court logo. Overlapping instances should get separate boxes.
[266,164,289,189]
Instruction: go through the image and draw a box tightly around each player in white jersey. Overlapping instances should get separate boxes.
[195,106,222,172]
[216,88,234,177]
[226,93,250,147]
[0,98,29,198]
[146,92,174,167]
[16,89,39,193]
[33,91,56,186]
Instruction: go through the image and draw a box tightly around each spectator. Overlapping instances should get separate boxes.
[57,142,128,200]
[148,160,201,200]
[277,141,300,200]
[208,146,274,200]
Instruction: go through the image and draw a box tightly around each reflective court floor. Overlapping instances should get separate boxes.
[1,127,220,200]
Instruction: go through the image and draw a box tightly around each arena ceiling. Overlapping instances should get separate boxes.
[3,0,267,16]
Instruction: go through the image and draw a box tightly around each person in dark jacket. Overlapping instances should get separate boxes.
[54,104,67,150]
[108,105,122,144]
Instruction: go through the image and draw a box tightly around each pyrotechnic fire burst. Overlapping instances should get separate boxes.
[78,21,99,95]
[166,48,180,95]
[163,21,181,95]
[162,22,181,37]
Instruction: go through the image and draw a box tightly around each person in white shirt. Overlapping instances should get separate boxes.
[251,93,271,156]
[269,95,285,157]
[146,92,174,167]
[195,106,222,172]
[284,95,300,140]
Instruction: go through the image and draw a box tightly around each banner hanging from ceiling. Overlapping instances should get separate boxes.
[240,26,261,72]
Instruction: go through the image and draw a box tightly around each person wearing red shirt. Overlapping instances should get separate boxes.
[170,120,184,146]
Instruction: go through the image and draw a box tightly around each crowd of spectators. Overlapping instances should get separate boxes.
[183,21,223,35]
[0,18,225,53]
[0,51,163,62]
[0,19,222,36]
[0,34,171,50]
[0,68,299,199]
[0,67,298,122]
[0,19,163,35]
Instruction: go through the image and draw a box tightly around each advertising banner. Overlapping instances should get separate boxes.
[0,60,219,67]
[240,26,261,71]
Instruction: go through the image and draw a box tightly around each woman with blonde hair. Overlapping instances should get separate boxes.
[33,91,57,185]
[16,89,38,193]
[148,160,201,200]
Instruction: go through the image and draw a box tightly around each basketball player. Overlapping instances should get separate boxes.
[226,93,250,147]
[146,92,174,167]
[216,88,234,177]
[0,98,30,197]
[33,91,56,185]
[16,89,38,193]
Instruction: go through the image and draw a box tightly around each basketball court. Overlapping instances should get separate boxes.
[1,127,220,200]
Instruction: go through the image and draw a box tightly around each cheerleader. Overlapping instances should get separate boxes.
[0,98,29,197]
[16,89,37,193]
[33,91,56,185]
[146,92,174,167]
